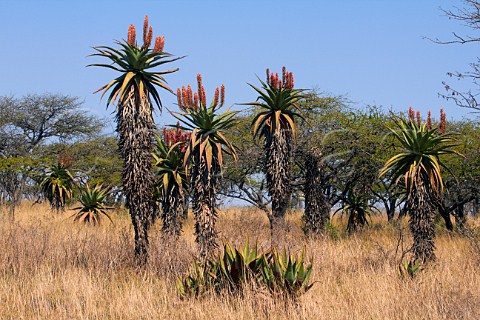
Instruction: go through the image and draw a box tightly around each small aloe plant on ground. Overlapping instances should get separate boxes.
[215,240,265,291]
[71,184,113,225]
[176,241,314,300]
[260,247,314,299]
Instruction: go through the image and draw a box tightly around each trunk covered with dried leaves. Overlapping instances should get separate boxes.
[117,89,155,264]
[405,179,436,263]
[161,188,184,239]
[191,154,220,257]
[303,148,330,235]
[265,129,292,242]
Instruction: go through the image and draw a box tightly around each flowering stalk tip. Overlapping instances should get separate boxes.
[220,84,225,107]
[153,36,165,53]
[439,108,447,134]
[143,15,149,44]
[127,24,136,45]
[416,110,421,127]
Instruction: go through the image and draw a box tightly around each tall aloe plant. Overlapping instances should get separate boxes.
[379,108,461,263]
[172,74,237,257]
[153,124,189,239]
[89,16,182,264]
[246,67,304,243]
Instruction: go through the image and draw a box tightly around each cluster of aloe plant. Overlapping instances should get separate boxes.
[176,241,314,300]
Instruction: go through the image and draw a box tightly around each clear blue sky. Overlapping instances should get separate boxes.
[0,0,477,134]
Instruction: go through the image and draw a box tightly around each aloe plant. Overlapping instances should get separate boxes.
[245,67,305,243]
[40,153,75,212]
[216,240,264,291]
[89,16,182,264]
[153,124,189,238]
[260,247,314,299]
[176,241,314,300]
[172,74,237,257]
[335,188,378,233]
[379,108,461,262]
[71,184,113,225]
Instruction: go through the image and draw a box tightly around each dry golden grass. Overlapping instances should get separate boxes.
[0,203,479,319]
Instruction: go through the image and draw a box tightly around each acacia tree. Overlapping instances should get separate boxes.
[0,94,102,218]
[380,109,461,263]
[90,16,182,264]
[434,0,480,110]
[173,75,237,257]
[219,113,271,215]
[246,67,304,243]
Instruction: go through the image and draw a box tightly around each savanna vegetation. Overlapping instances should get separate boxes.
[1,5,480,319]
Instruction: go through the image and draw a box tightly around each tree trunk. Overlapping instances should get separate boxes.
[117,89,155,265]
[265,130,291,245]
[454,204,467,233]
[192,155,220,258]
[386,198,397,222]
[473,197,479,217]
[437,205,454,232]
[406,181,436,263]
[182,191,189,219]
[304,147,330,235]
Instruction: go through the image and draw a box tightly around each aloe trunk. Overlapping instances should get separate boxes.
[406,179,436,262]
[265,130,291,242]
[161,190,184,239]
[117,89,155,264]
[304,148,330,235]
[191,154,220,257]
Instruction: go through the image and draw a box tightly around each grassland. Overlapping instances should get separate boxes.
[0,203,479,319]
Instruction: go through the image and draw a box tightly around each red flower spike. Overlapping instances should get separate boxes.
[187,85,193,108]
[439,109,447,134]
[143,15,149,44]
[144,26,153,48]
[201,87,207,108]
[416,110,421,127]
[127,24,136,46]
[182,86,188,110]
[176,88,182,109]
[153,36,165,53]
[220,84,225,107]
[282,66,287,88]
[408,106,415,121]
[197,74,203,100]
[58,152,74,168]
[194,92,199,109]
[266,68,270,83]
[275,73,280,90]
[213,87,219,107]
[163,124,190,152]
[286,72,294,90]
[427,110,432,131]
